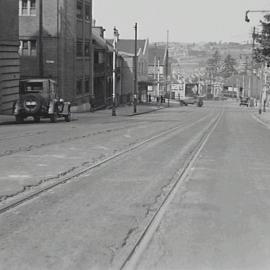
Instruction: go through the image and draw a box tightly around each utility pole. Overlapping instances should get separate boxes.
[157,58,160,99]
[154,43,157,99]
[242,74,245,97]
[133,22,138,113]
[112,26,119,116]
[39,0,43,77]
[250,27,256,99]
[166,30,170,107]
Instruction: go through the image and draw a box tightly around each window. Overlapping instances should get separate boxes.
[85,42,90,57]
[77,1,83,19]
[19,40,37,56]
[21,0,28,15]
[76,79,83,95]
[94,51,104,64]
[22,41,28,56]
[85,4,90,21]
[30,40,37,56]
[19,0,36,16]
[76,41,83,57]
[94,51,99,64]
[30,0,36,15]
[95,51,104,64]
[85,79,90,93]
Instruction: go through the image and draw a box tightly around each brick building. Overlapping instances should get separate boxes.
[19,0,93,110]
[0,0,20,114]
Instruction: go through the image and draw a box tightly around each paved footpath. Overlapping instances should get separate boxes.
[253,109,270,129]
[0,103,165,124]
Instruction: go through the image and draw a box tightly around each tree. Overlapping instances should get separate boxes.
[254,14,270,65]
[220,54,237,78]
[206,50,222,77]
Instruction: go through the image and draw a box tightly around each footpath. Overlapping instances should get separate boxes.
[252,108,270,129]
[0,103,166,124]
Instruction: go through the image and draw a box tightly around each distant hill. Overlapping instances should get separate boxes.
[151,42,252,78]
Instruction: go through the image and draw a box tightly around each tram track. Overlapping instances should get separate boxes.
[119,109,223,270]
[0,111,216,215]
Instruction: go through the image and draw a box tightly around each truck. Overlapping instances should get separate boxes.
[180,83,203,107]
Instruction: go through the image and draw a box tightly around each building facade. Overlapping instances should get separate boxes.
[90,26,124,109]
[19,0,93,110]
[116,39,149,102]
[0,0,20,114]
[148,44,170,98]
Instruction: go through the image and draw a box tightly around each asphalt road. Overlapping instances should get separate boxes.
[0,101,270,269]
[138,103,270,270]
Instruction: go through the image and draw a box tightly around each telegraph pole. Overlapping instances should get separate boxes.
[166,30,170,107]
[249,27,256,99]
[134,23,138,113]
[112,27,119,116]
[39,0,43,77]
[157,58,160,98]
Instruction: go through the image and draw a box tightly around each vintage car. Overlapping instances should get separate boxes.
[13,79,71,123]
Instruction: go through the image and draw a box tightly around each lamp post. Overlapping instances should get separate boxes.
[134,23,138,114]
[112,26,119,116]
[245,10,270,22]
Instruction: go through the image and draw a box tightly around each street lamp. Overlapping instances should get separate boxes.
[112,26,119,116]
[245,10,270,23]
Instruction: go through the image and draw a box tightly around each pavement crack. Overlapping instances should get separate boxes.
[0,166,80,203]
[121,227,138,248]
[143,177,174,218]
[0,125,137,158]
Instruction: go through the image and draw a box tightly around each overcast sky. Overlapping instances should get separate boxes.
[93,0,270,43]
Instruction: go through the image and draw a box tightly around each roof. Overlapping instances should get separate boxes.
[148,45,168,65]
[107,39,148,56]
[92,28,108,49]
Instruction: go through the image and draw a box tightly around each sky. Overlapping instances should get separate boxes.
[93,0,270,43]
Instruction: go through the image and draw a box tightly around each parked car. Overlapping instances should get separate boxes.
[13,79,71,123]
[240,97,249,107]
